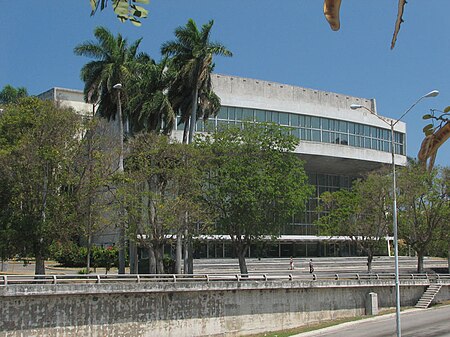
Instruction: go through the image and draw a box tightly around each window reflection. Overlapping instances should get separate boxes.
[175,106,406,155]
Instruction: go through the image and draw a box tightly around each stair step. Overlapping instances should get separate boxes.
[414,284,442,309]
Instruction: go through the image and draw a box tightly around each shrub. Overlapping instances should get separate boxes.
[49,241,87,267]
[50,241,120,270]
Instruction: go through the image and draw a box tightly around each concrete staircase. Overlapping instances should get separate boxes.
[415,284,442,309]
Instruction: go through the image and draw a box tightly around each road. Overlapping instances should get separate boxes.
[293,305,450,337]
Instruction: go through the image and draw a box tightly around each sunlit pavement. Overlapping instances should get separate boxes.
[0,256,447,275]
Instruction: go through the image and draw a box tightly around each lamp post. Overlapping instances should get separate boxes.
[350,89,439,337]
[113,83,126,274]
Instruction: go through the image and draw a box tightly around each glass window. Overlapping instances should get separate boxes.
[305,128,312,141]
[291,128,300,139]
[312,117,321,129]
[242,108,254,120]
[339,133,348,145]
[329,119,336,131]
[196,120,204,132]
[322,119,330,130]
[349,135,356,146]
[312,130,321,142]
[298,115,305,127]
[339,121,348,133]
[217,107,227,120]
[235,108,243,121]
[340,176,350,188]
[279,113,289,125]
[271,111,279,123]
[322,131,330,143]
[254,109,266,122]
[364,125,371,137]
[348,122,355,134]
[318,174,326,186]
[371,127,377,138]
[228,107,236,121]
[371,139,378,150]
[304,116,311,128]
[358,124,364,135]
[218,120,231,130]
[204,121,215,132]
[291,114,299,126]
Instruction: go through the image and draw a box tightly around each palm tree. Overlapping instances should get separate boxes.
[74,26,142,120]
[74,26,143,274]
[161,19,232,273]
[125,57,176,135]
[161,19,232,144]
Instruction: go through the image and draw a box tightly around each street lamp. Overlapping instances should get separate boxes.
[351,89,439,337]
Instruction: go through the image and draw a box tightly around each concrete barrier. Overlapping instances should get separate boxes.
[1,279,449,337]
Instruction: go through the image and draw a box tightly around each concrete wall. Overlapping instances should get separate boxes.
[1,280,448,337]
[211,74,407,169]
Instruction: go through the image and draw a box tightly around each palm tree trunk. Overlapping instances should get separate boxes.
[188,87,198,144]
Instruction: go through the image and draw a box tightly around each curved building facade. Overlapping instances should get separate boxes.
[173,75,406,258]
[39,75,406,258]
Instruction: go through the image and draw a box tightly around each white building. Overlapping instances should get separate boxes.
[39,74,406,257]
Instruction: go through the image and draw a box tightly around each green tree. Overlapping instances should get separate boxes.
[72,117,121,273]
[161,19,232,144]
[197,123,313,274]
[0,98,81,275]
[122,132,209,274]
[74,26,144,273]
[125,57,176,135]
[162,19,232,273]
[0,85,28,104]
[316,170,392,272]
[397,164,450,273]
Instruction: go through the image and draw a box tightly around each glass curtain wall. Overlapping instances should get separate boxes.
[175,106,406,155]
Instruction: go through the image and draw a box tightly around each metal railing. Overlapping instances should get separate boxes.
[1,273,449,286]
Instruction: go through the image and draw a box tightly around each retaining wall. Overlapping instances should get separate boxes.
[1,280,449,336]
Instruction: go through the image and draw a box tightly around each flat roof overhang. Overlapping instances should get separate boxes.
[294,142,407,176]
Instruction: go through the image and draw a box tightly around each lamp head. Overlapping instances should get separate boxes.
[350,104,363,110]
[424,90,439,98]
[113,83,123,90]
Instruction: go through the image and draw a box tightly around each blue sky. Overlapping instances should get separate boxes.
[1,1,449,167]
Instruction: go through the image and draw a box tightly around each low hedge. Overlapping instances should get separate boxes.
[49,241,120,269]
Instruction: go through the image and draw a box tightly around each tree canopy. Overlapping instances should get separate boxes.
[397,163,450,272]
[0,85,28,104]
[196,123,313,274]
[0,98,82,274]
[316,170,392,272]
